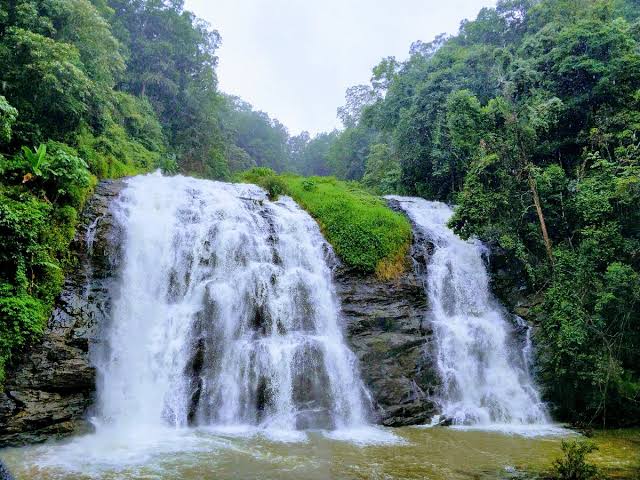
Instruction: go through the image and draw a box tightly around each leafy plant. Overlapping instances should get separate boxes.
[551,440,600,480]
[158,154,179,175]
[20,144,47,180]
[263,176,288,200]
[301,178,316,191]
[40,143,92,206]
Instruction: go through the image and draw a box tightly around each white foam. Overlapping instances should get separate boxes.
[448,423,571,437]
[323,426,407,446]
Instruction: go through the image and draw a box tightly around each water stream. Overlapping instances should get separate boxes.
[387,197,550,429]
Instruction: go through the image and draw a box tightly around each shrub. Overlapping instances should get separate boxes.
[0,141,93,382]
[0,189,61,382]
[551,440,600,480]
[263,176,288,199]
[301,178,316,191]
[76,124,159,178]
[158,154,179,175]
[0,293,47,383]
[41,142,92,207]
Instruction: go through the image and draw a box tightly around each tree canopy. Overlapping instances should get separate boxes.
[300,0,640,427]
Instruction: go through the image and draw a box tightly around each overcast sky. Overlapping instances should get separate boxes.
[184,0,495,135]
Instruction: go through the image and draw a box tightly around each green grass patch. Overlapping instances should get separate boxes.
[239,168,412,277]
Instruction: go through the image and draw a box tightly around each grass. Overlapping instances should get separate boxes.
[238,168,412,279]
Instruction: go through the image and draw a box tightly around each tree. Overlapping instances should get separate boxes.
[361,143,401,194]
[0,96,18,145]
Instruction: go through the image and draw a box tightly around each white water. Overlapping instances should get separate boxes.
[0,174,399,476]
[387,197,550,429]
[94,172,370,437]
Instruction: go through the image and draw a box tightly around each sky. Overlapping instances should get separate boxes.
[184,0,496,135]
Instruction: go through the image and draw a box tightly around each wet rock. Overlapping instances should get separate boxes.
[335,214,440,427]
[0,180,126,447]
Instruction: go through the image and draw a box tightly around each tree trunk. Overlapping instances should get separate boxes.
[528,173,554,264]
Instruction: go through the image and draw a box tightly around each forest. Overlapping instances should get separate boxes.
[0,0,638,440]
[309,0,640,428]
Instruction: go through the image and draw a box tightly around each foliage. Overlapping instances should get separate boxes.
[361,143,402,195]
[0,96,18,145]
[219,96,290,174]
[551,440,600,480]
[158,154,179,176]
[288,131,338,176]
[239,169,412,277]
[315,0,640,426]
[0,185,79,382]
[20,144,47,176]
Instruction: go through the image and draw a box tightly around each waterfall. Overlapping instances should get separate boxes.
[94,172,368,436]
[387,197,549,428]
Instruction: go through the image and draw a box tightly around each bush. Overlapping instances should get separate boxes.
[551,440,600,480]
[0,293,47,382]
[158,154,179,175]
[0,188,64,382]
[41,142,92,207]
[0,140,93,382]
[301,178,316,191]
[263,176,288,199]
[76,124,159,178]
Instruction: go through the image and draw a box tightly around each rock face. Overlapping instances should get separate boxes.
[0,180,125,447]
[334,221,440,427]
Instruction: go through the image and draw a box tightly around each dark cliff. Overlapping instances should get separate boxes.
[334,217,439,426]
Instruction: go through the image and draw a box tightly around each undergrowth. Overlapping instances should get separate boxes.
[0,138,154,382]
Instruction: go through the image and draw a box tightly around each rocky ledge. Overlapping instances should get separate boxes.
[0,180,125,447]
[334,218,439,427]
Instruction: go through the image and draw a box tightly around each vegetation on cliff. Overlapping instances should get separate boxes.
[239,168,411,278]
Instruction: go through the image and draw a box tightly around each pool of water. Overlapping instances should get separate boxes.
[2,426,638,479]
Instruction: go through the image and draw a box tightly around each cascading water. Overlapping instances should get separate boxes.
[94,172,368,437]
[387,197,549,428]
